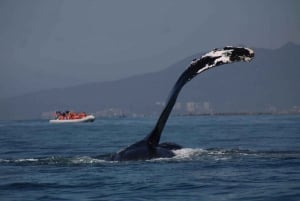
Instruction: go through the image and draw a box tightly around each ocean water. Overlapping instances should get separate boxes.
[0,115,299,201]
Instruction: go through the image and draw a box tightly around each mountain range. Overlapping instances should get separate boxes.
[1,43,300,120]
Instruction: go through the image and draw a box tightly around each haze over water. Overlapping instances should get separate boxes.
[1,0,299,98]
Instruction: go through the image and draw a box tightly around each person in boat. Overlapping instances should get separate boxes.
[66,110,86,120]
[78,112,87,118]
[69,111,80,119]
[65,111,71,119]
[55,111,61,118]
[54,110,88,120]
[55,111,63,120]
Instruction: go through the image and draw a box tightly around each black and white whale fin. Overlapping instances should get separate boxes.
[145,46,255,146]
[190,46,254,74]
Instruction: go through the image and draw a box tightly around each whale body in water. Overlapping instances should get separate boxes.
[110,46,255,161]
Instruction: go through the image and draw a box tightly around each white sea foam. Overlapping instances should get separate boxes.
[173,148,207,159]
[15,158,39,162]
[71,156,107,164]
[0,159,10,163]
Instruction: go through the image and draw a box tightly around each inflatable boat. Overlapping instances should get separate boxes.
[49,115,95,123]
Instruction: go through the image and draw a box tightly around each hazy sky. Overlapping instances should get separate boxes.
[0,0,299,98]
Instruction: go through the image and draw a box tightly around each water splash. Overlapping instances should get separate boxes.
[1,148,299,165]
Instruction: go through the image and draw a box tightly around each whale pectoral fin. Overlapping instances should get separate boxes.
[144,46,255,147]
[145,128,160,147]
[111,46,254,161]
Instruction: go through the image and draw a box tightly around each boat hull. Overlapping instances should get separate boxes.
[49,115,95,123]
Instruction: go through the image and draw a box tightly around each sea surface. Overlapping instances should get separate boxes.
[0,115,299,201]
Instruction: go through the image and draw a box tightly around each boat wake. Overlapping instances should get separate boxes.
[1,148,299,166]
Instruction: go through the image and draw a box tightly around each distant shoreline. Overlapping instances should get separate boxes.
[1,112,300,121]
[178,112,300,116]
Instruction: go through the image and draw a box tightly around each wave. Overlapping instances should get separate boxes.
[0,182,66,191]
[1,148,299,165]
[0,156,111,166]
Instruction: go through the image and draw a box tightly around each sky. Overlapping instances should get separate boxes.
[0,0,299,98]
